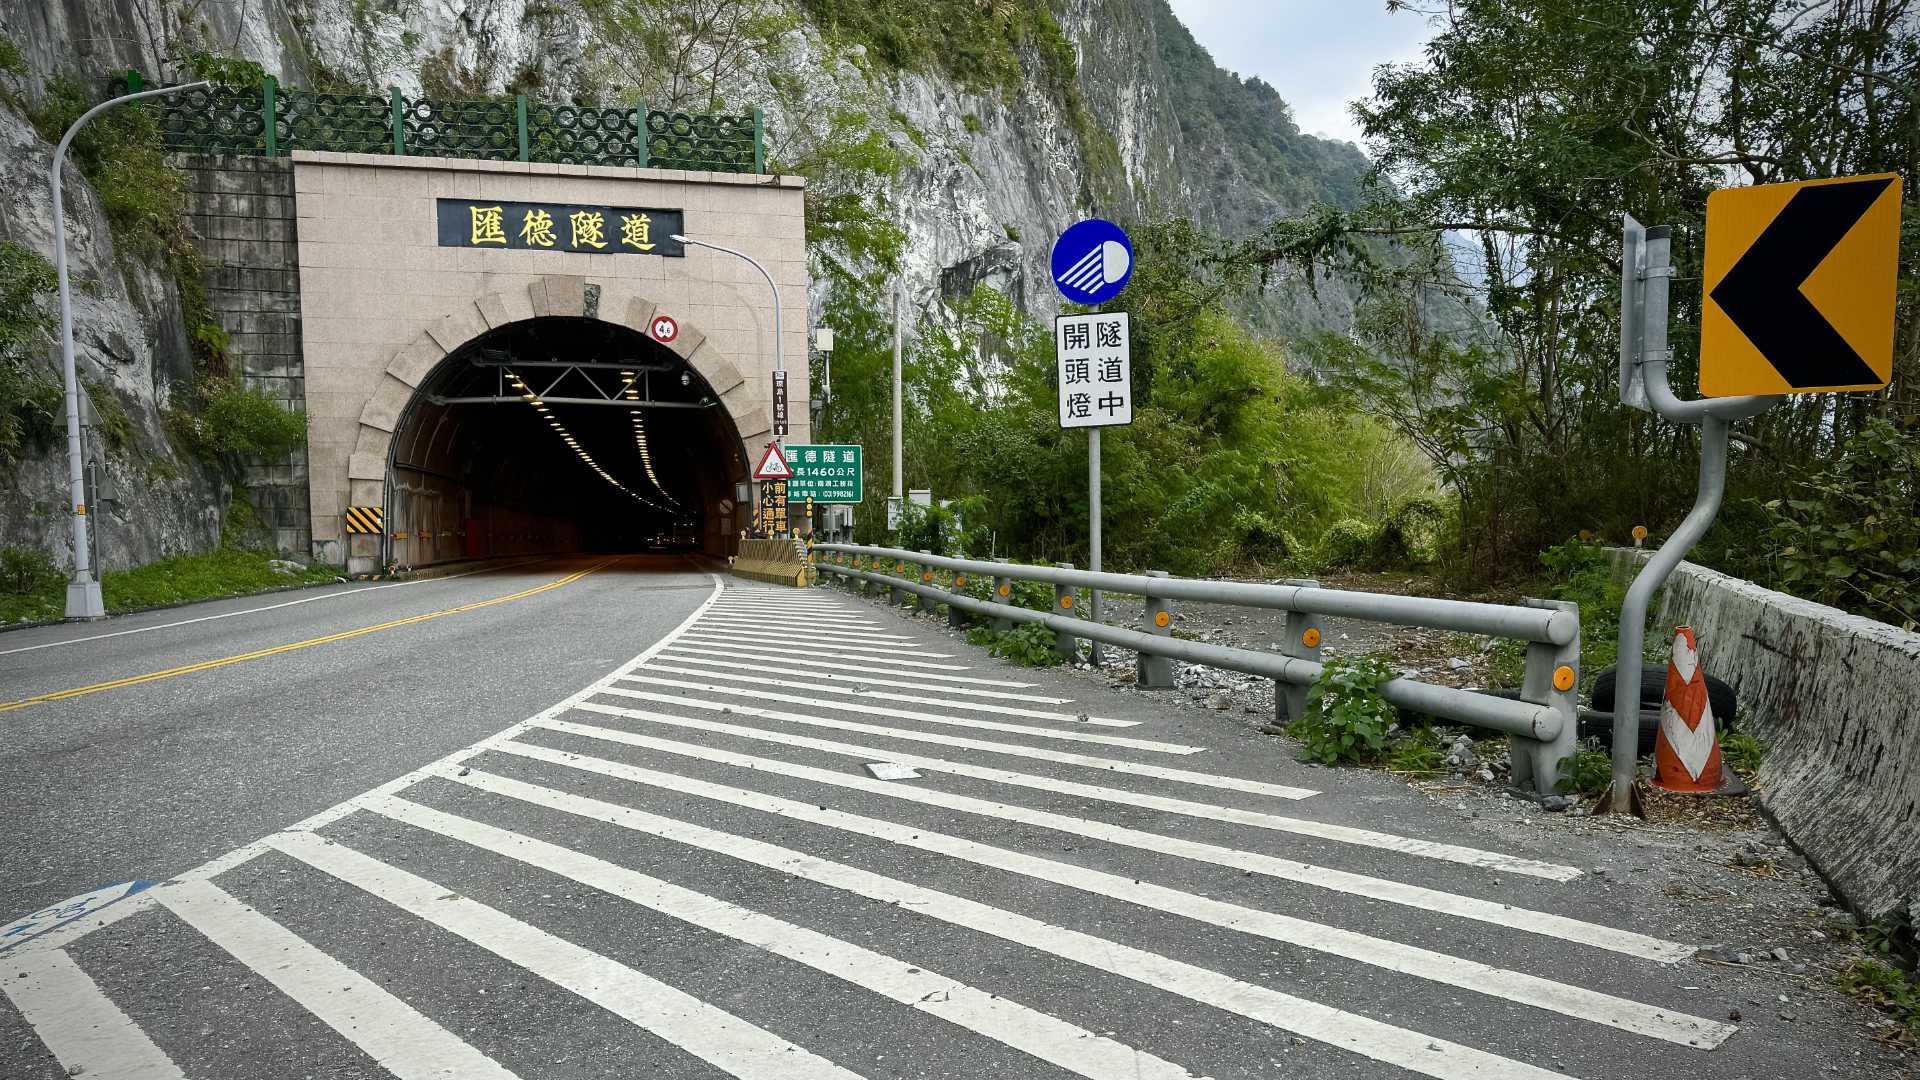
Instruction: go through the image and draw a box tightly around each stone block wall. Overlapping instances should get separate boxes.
[179,155,311,557]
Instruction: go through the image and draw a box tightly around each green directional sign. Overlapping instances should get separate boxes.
[782,443,863,504]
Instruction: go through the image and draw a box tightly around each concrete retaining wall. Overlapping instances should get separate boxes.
[1605,548,1920,921]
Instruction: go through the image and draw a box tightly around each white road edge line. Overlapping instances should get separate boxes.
[156,879,519,1080]
[533,713,1684,962]
[8,572,731,958]
[491,744,1731,1048]
[449,767,1571,1080]
[0,557,555,657]
[367,795,1199,1080]
[0,949,189,1080]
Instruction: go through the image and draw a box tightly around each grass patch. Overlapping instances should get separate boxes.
[1555,737,1613,796]
[1837,958,1920,1043]
[0,547,337,626]
[967,621,1064,667]
[1719,729,1766,777]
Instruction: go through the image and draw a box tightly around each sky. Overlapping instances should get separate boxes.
[1163,1,1440,148]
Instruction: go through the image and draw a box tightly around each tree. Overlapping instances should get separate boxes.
[1265,0,1920,581]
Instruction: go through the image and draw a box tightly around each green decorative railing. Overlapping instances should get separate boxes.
[143,75,765,174]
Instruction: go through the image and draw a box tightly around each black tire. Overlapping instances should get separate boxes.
[1590,665,1737,728]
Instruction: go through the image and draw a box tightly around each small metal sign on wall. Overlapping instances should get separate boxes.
[436,199,685,256]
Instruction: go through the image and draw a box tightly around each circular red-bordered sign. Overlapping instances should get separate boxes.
[649,314,680,344]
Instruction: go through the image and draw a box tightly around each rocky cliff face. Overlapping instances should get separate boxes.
[0,90,227,571]
[0,0,1371,568]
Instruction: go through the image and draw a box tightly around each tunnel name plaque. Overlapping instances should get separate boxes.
[436,199,686,256]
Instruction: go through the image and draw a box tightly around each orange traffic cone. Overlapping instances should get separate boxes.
[1652,626,1723,791]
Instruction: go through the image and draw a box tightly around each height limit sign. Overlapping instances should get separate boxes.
[1056,312,1131,428]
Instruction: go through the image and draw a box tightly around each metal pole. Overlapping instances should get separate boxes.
[1088,425,1102,664]
[51,79,208,619]
[1606,412,1729,809]
[891,287,903,500]
[1600,218,1779,811]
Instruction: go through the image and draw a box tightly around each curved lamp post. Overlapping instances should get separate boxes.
[51,80,209,618]
[669,233,782,375]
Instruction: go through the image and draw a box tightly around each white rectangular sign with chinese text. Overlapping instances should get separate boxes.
[1055,312,1132,428]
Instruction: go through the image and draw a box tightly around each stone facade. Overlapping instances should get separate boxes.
[181,155,311,557]
[291,151,809,572]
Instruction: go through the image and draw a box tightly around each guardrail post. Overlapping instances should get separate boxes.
[1276,578,1322,725]
[947,568,969,628]
[890,558,907,607]
[1137,570,1177,689]
[1514,598,1581,797]
[990,558,1013,631]
[918,550,936,612]
[1052,563,1080,662]
[515,94,530,161]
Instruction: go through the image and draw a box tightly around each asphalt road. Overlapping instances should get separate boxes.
[0,555,713,920]
[0,564,1905,1080]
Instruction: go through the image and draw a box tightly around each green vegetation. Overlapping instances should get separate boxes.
[29,78,188,263]
[814,219,1439,575]
[1700,419,1920,629]
[85,379,136,458]
[1555,738,1614,797]
[166,379,308,464]
[0,242,63,467]
[1837,958,1920,1043]
[1289,653,1398,765]
[0,547,338,626]
[1383,725,1444,776]
[1719,730,1767,778]
[968,621,1064,667]
[0,548,59,596]
[797,0,1072,98]
[1255,1,1920,625]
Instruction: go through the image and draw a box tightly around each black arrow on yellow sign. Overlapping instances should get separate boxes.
[1707,176,1893,389]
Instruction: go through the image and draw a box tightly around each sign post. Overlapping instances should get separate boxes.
[1055,310,1133,661]
[1603,174,1897,813]
[1050,218,1136,663]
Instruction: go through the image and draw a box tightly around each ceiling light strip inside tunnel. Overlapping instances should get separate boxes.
[507,367,678,516]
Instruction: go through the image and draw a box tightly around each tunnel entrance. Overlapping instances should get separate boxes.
[383,316,749,566]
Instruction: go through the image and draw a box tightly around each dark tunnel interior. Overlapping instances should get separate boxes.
[383,317,749,565]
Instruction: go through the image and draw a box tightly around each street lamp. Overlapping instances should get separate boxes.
[51,79,209,618]
[669,234,782,375]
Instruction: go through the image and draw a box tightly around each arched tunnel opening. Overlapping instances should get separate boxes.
[383,316,749,566]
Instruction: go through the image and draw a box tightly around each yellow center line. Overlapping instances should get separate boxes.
[0,558,619,714]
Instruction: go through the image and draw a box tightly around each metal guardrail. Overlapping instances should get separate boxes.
[813,543,1581,796]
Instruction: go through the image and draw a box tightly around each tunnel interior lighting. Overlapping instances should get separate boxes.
[502,364,672,515]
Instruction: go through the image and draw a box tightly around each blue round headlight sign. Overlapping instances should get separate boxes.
[1049,218,1133,306]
